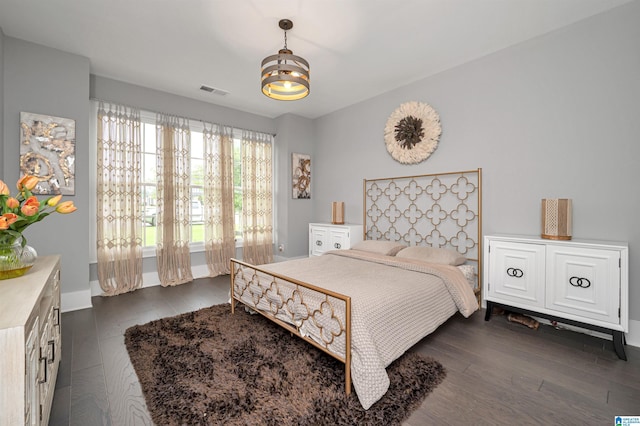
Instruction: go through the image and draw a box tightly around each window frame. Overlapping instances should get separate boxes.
[90,102,274,262]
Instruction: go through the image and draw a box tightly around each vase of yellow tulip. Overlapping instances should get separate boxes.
[0,235,37,279]
[0,175,77,279]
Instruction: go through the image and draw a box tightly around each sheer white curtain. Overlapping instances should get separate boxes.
[96,102,143,296]
[241,130,274,265]
[155,113,193,286]
[203,124,235,275]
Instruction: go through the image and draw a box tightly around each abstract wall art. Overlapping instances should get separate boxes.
[20,112,76,195]
[292,152,311,199]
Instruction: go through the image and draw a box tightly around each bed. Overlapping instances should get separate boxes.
[230,168,482,409]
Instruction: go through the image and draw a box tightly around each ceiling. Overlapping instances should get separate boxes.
[0,0,632,119]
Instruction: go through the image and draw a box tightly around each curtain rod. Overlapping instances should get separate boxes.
[90,97,276,138]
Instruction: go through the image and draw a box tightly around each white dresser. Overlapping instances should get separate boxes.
[483,235,628,360]
[0,256,62,425]
[309,223,363,256]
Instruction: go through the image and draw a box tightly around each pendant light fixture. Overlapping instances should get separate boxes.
[261,19,310,101]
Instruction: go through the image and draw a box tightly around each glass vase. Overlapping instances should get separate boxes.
[0,235,38,280]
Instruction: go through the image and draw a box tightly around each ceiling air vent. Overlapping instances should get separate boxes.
[199,85,229,96]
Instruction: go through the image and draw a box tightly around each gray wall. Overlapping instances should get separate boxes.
[2,37,90,295]
[91,76,275,135]
[274,114,315,258]
[88,77,288,282]
[0,28,4,178]
[313,2,640,321]
[1,1,638,323]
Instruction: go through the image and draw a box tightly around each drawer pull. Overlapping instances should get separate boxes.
[39,349,48,384]
[569,276,591,288]
[506,267,523,278]
[48,340,56,364]
[316,240,322,246]
[334,243,341,249]
[54,307,60,327]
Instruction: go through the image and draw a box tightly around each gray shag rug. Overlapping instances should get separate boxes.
[124,303,446,425]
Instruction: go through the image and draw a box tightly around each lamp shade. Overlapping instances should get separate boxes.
[261,50,310,100]
[331,202,344,225]
[541,198,572,240]
[261,19,310,101]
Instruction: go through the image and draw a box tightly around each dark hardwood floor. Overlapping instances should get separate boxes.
[50,275,640,425]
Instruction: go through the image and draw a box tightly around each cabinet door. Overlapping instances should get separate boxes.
[546,246,620,325]
[487,241,545,308]
[310,226,328,256]
[39,319,52,424]
[52,269,62,362]
[329,228,350,250]
[25,318,39,426]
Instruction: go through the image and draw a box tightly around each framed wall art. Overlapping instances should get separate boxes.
[292,152,311,199]
[19,111,76,195]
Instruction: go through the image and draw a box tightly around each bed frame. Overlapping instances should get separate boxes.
[230,168,482,396]
[230,259,353,394]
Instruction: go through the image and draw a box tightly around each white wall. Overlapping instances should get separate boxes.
[313,2,640,321]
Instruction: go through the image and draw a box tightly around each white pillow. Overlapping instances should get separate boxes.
[395,246,467,266]
[351,240,407,256]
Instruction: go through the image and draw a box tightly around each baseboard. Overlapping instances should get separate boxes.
[89,263,212,297]
[274,254,307,262]
[61,289,92,313]
[533,316,613,341]
[481,300,639,349]
[88,257,309,297]
[78,274,640,350]
[543,318,640,349]
[627,319,640,348]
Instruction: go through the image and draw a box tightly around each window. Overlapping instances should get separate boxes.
[233,138,243,240]
[139,116,246,248]
[141,122,158,246]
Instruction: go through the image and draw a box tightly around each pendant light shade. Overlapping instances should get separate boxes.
[261,19,310,101]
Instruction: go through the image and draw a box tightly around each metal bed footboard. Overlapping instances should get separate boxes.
[230,258,352,396]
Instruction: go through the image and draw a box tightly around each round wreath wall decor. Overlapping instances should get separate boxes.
[384,101,441,164]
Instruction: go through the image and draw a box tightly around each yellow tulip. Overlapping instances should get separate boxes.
[47,195,62,207]
[55,201,77,214]
[17,175,38,191]
[0,180,9,196]
[6,197,19,209]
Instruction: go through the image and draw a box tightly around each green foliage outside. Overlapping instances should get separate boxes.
[142,139,244,247]
[144,224,204,247]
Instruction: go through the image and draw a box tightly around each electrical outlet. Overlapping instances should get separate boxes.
[278,244,284,252]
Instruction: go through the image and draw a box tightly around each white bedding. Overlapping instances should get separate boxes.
[232,249,478,409]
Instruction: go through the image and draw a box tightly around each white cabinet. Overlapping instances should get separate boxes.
[309,223,363,256]
[483,235,628,359]
[0,256,61,425]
